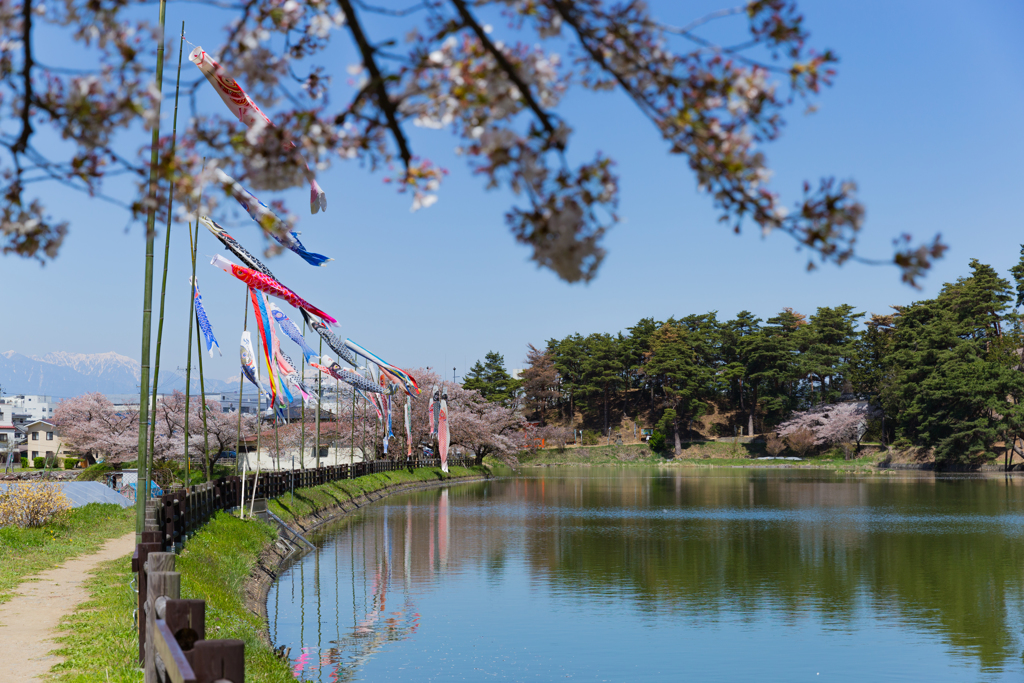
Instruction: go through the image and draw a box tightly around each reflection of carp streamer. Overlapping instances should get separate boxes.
[291,558,419,680]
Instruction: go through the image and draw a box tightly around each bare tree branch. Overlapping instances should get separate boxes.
[658,6,746,35]
[354,0,427,17]
[12,0,34,156]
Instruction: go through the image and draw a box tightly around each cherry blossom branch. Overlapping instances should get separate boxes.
[338,0,413,169]
[450,0,557,137]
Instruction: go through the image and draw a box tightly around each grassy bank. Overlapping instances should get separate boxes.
[51,466,485,682]
[519,442,885,472]
[0,503,133,604]
[269,464,481,524]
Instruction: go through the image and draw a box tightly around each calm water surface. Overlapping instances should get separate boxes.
[268,468,1024,681]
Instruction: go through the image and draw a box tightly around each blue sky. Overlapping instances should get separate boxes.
[2,0,1023,384]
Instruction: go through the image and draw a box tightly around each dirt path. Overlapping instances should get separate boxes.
[0,531,137,680]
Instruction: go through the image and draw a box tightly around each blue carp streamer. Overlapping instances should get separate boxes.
[192,277,221,357]
[269,302,319,364]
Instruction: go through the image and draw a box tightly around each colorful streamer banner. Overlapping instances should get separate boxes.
[269,303,319,364]
[250,288,280,409]
[264,292,294,408]
[274,336,316,405]
[191,277,221,357]
[213,168,332,267]
[211,254,337,325]
[189,46,327,214]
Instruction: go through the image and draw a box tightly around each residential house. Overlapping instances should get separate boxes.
[23,420,66,466]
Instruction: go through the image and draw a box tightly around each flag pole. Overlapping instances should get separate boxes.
[135,0,169,541]
[300,322,306,471]
[234,290,248,476]
[148,23,185,489]
[315,337,322,469]
[184,154,207,484]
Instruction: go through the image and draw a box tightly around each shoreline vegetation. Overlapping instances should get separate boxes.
[48,465,486,682]
[515,442,1014,473]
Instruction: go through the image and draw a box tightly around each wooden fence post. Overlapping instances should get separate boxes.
[144,553,178,683]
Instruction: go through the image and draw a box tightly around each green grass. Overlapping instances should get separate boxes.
[49,466,486,682]
[75,463,114,481]
[0,503,133,604]
[178,512,293,682]
[49,555,141,682]
[268,465,484,523]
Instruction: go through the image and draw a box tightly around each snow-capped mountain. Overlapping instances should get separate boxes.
[32,351,141,385]
[0,351,234,397]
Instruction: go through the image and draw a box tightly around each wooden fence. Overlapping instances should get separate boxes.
[133,456,473,679]
[134,546,243,683]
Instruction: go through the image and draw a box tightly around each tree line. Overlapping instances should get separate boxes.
[465,254,1024,465]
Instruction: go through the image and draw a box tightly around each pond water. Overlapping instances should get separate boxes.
[268,467,1024,682]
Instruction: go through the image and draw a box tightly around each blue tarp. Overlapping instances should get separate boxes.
[0,481,133,508]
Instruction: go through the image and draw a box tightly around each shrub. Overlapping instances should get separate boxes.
[63,458,79,470]
[765,433,786,456]
[0,483,71,527]
[840,442,857,460]
[648,431,667,454]
[891,437,913,450]
[77,463,115,482]
[582,430,599,446]
[785,427,816,457]
[33,457,45,469]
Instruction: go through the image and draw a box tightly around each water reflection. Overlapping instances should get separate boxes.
[269,469,1024,682]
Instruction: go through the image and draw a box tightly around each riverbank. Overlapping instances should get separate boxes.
[49,465,487,682]
[515,442,1013,473]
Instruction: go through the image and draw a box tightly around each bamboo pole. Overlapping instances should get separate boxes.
[335,376,340,467]
[233,289,248,476]
[182,212,195,484]
[147,24,185,489]
[300,322,306,471]
[135,0,169,541]
[250,334,262,518]
[314,337,322,468]
[350,378,355,476]
[195,304,210,481]
[183,154,208,484]
[274,412,281,473]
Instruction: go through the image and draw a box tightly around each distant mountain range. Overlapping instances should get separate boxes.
[0,351,237,397]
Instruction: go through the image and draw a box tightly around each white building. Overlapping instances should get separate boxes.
[1,394,58,423]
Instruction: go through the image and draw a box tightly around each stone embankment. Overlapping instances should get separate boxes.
[1,471,81,481]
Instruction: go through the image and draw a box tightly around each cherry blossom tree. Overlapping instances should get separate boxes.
[183,394,258,468]
[776,400,879,447]
[1,0,943,283]
[447,383,525,464]
[53,392,139,464]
